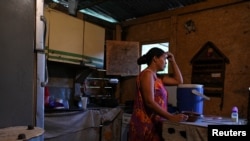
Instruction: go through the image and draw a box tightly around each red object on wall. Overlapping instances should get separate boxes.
[44,86,50,106]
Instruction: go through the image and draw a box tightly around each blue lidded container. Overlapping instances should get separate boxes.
[177,84,204,114]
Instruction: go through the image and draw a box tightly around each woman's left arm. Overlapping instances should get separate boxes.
[161,52,183,85]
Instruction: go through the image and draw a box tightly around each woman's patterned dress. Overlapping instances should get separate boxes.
[128,69,168,141]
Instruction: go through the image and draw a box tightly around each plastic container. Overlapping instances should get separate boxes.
[177,84,204,114]
[231,106,238,123]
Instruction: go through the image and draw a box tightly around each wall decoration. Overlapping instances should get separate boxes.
[184,20,196,34]
[106,40,140,76]
[190,41,229,110]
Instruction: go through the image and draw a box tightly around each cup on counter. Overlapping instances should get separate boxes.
[63,100,69,109]
[81,97,88,110]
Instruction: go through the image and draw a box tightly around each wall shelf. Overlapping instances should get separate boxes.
[190,41,229,110]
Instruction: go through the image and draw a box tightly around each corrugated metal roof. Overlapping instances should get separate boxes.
[46,0,206,23]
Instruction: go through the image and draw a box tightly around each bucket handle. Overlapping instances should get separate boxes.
[192,89,210,100]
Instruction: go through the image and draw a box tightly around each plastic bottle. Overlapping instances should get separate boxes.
[231,106,238,123]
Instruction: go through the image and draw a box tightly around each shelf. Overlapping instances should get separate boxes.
[86,86,100,89]
[86,77,110,80]
[191,43,228,97]
[86,86,113,89]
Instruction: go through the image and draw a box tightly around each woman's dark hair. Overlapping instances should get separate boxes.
[137,47,165,65]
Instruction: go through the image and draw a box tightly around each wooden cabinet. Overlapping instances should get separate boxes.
[83,21,105,68]
[45,8,84,64]
[44,8,105,68]
[162,120,207,141]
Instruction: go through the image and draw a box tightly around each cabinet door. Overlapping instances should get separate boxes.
[83,21,105,68]
[47,9,84,64]
[106,40,140,76]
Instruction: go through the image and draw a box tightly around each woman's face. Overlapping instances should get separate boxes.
[156,53,168,71]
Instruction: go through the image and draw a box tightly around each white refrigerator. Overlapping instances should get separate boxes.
[0,0,46,129]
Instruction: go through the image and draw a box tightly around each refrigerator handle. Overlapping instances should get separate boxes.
[39,15,48,87]
[41,59,48,87]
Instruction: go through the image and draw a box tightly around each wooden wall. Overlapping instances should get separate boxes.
[118,0,250,118]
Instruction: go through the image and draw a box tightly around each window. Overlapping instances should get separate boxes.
[141,42,169,74]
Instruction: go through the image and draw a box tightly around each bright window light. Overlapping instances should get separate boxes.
[141,42,169,74]
[79,9,118,23]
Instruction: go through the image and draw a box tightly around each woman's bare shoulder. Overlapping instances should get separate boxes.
[140,69,156,80]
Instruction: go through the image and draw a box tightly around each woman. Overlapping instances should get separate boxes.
[128,47,188,141]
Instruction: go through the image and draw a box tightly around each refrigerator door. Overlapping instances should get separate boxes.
[0,0,44,129]
[36,0,46,128]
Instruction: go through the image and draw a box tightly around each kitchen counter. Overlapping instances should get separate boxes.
[181,117,247,127]
[162,117,247,141]
[44,107,122,141]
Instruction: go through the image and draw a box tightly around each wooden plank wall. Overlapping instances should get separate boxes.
[119,0,250,118]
